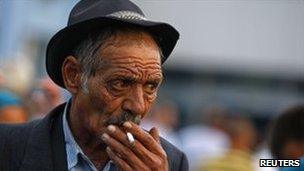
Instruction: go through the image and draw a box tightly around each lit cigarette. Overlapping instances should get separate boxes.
[126,132,135,144]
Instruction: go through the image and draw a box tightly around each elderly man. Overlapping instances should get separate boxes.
[0,0,188,171]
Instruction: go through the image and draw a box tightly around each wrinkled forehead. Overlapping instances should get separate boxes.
[98,30,162,65]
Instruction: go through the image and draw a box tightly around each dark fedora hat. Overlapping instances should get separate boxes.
[46,0,179,88]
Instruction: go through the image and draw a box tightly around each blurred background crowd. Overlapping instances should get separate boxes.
[0,1,303,171]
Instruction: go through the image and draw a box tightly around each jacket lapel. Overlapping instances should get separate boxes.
[51,103,68,171]
[20,103,67,171]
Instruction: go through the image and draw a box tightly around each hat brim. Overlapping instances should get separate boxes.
[46,17,179,88]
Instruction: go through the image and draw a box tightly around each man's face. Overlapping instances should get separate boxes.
[73,31,162,139]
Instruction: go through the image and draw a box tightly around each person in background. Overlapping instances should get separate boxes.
[0,90,28,123]
[254,121,278,171]
[142,100,182,148]
[28,77,63,120]
[0,71,4,86]
[179,106,230,170]
[269,104,304,171]
[200,115,257,171]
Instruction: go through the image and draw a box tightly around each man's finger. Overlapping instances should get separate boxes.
[123,122,164,155]
[106,125,161,166]
[149,127,160,144]
[106,147,132,171]
[106,125,140,148]
[102,133,149,171]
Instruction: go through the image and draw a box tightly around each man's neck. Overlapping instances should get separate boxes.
[68,102,109,170]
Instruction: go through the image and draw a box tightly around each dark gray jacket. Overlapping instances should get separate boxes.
[0,103,188,171]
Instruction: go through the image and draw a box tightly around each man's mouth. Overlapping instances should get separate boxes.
[105,111,141,126]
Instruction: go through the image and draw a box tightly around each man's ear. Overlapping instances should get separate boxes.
[62,56,82,94]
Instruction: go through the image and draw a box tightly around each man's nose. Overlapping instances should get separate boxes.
[122,85,146,117]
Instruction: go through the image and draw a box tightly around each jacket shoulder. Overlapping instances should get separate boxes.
[0,102,66,146]
[0,120,39,169]
[0,120,39,148]
[160,137,189,171]
[0,103,66,171]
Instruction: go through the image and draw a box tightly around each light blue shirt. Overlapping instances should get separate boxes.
[63,102,113,171]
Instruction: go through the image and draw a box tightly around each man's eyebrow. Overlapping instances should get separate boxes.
[148,73,163,79]
[110,75,137,81]
[123,77,137,82]
[147,76,163,83]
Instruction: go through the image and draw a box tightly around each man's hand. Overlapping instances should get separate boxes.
[101,121,168,171]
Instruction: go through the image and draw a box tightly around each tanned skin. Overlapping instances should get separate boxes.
[62,30,168,171]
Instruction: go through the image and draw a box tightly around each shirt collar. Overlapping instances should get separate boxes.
[62,101,113,171]
[63,100,83,169]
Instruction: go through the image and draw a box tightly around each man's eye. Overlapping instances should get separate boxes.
[144,83,158,94]
[111,80,130,90]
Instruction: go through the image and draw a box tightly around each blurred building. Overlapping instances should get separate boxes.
[0,1,303,169]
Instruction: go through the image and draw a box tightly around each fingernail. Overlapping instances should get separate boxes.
[107,125,115,132]
[106,147,111,153]
[123,121,132,128]
[102,133,109,140]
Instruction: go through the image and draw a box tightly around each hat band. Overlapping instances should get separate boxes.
[107,10,147,21]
